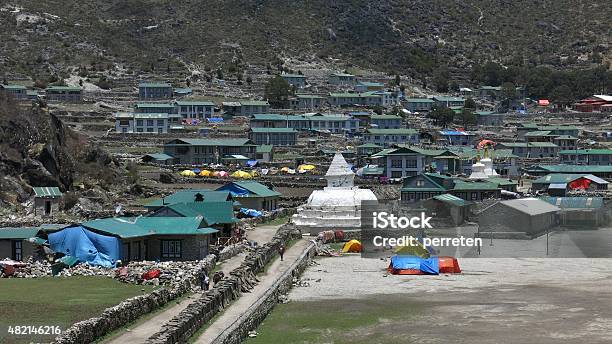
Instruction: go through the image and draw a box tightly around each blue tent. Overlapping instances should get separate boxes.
[48,226,121,268]
[389,255,439,274]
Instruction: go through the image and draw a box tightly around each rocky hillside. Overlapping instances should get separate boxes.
[1,0,610,80]
[0,94,124,210]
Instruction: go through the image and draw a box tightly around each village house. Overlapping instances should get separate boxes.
[525,165,612,179]
[134,103,176,114]
[0,84,27,100]
[143,189,235,211]
[369,146,437,178]
[216,181,281,211]
[290,94,326,110]
[149,201,236,236]
[0,227,39,261]
[438,130,476,146]
[433,96,465,108]
[516,123,579,138]
[239,100,270,116]
[256,145,273,163]
[400,173,503,202]
[45,86,82,102]
[357,143,383,156]
[370,114,402,129]
[475,111,505,126]
[81,217,218,262]
[364,128,419,146]
[354,81,385,92]
[552,136,578,151]
[281,73,306,88]
[497,142,559,158]
[163,138,257,164]
[531,174,608,196]
[559,149,612,165]
[328,72,356,86]
[328,92,380,107]
[433,148,519,177]
[478,198,559,238]
[141,153,175,165]
[138,82,173,99]
[175,100,215,119]
[33,187,62,217]
[540,196,608,228]
[573,95,612,112]
[249,114,311,130]
[307,114,360,133]
[249,127,298,146]
[115,113,173,134]
[404,98,435,112]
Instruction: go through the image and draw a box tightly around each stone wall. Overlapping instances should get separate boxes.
[146,225,302,344]
[53,255,217,344]
[212,242,316,344]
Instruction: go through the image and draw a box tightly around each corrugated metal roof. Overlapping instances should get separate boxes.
[432,193,470,207]
[218,181,281,198]
[83,217,217,238]
[164,202,236,225]
[0,227,39,239]
[540,196,604,209]
[548,183,568,189]
[250,127,297,133]
[139,82,172,88]
[145,190,232,207]
[33,187,62,198]
[501,198,560,215]
[166,138,255,146]
[143,153,174,161]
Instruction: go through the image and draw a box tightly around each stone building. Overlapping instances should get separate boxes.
[33,187,62,217]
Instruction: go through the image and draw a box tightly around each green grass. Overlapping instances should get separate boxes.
[246,296,425,344]
[256,215,290,227]
[0,276,155,344]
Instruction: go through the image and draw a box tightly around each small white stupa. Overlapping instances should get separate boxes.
[292,153,378,233]
[469,147,498,179]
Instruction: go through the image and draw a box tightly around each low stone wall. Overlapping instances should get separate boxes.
[212,242,316,344]
[147,225,301,344]
[53,255,217,344]
[240,208,296,227]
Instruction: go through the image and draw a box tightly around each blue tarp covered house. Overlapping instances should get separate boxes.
[48,226,121,268]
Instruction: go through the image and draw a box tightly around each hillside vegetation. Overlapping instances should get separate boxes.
[1,0,610,79]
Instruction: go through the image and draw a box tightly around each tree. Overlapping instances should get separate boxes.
[264,76,292,108]
[394,74,401,86]
[464,97,477,109]
[428,106,454,127]
[501,82,517,101]
[455,108,477,128]
[449,80,459,92]
[550,84,573,109]
[433,66,450,92]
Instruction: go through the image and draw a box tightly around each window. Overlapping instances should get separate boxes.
[391,171,403,178]
[147,120,154,126]
[406,159,417,168]
[391,159,402,168]
[146,127,154,132]
[471,192,478,200]
[119,120,129,126]
[157,120,165,126]
[136,120,144,126]
[416,180,425,187]
[137,128,144,133]
[161,240,182,258]
[12,241,22,261]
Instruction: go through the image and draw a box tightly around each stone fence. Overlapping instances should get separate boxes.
[212,242,316,344]
[53,255,217,344]
[146,225,302,344]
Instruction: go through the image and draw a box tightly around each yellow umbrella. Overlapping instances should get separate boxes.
[250,170,259,177]
[180,170,196,177]
[199,170,212,177]
[231,170,252,179]
[298,164,316,171]
[280,167,289,173]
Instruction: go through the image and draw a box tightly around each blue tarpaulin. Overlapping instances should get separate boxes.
[246,160,258,167]
[240,208,263,217]
[207,118,224,123]
[389,255,439,274]
[223,184,250,197]
[48,226,121,268]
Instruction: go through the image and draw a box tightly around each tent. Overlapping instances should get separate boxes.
[180,170,196,177]
[199,170,212,177]
[341,239,362,253]
[298,164,316,171]
[231,170,253,179]
[247,160,258,167]
[217,171,229,178]
[48,226,121,268]
[387,255,461,275]
[394,241,432,258]
[192,168,202,174]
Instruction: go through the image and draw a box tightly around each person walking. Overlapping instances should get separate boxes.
[279,245,285,261]
[200,269,209,291]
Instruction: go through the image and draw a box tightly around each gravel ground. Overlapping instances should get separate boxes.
[289,256,612,301]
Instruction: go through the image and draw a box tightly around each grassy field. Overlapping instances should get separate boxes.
[247,296,425,344]
[0,276,155,344]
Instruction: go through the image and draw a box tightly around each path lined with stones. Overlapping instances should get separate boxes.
[104,224,284,344]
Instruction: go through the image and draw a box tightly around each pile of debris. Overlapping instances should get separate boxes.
[1,258,51,278]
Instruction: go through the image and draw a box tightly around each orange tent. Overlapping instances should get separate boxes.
[341,240,362,253]
[438,256,462,273]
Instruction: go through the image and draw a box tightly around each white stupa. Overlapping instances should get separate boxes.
[292,153,378,233]
[469,147,499,179]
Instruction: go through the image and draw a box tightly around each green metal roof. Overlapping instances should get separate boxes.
[405,98,434,103]
[251,114,288,121]
[135,103,175,108]
[432,193,470,207]
[145,190,232,207]
[33,187,62,198]
[524,130,553,137]
[357,143,382,148]
[218,181,281,198]
[474,111,495,116]
[361,167,385,175]
[281,73,306,78]
[143,153,174,161]
[139,82,171,88]
[559,149,612,155]
[0,227,39,240]
[366,128,418,135]
[241,100,269,106]
[452,181,499,191]
[1,84,27,90]
[250,127,297,133]
[133,113,169,119]
[499,142,558,148]
[539,125,578,131]
[164,202,236,225]
[256,145,273,153]
[540,196,604,209]
[296,94,325,99]
[330,72,355,77]
[83,217,216,238]
[166,138,255,146]
[176,100,215,106]
[46,86,81,92]
[433,96,465,102]
[533,165,612,174]
[370,115,402,120]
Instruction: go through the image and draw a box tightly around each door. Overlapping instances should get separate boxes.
[45,201,51,215]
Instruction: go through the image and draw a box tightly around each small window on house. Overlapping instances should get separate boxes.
[161,240,182,258]
[416,180,425,187]
[12,241,22,261]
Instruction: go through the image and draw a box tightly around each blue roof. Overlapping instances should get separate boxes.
[440,130,470,136]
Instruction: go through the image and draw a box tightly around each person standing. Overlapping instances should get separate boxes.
[279,245,285,261]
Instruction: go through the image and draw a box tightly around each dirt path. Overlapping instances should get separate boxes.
[103,224,285,344]
[193,239,311,344]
